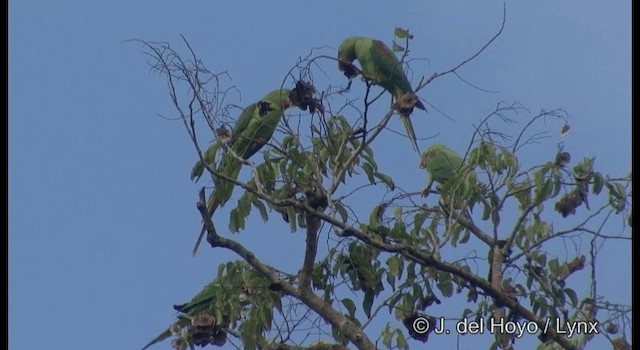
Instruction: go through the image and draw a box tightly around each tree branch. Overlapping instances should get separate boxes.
[196,198,375,350]
[214,176,577,349]
[416,4,506,91]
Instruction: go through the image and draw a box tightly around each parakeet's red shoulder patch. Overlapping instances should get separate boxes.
[373,40,394,58]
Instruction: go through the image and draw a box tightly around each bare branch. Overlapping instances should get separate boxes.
[416,4,507,91]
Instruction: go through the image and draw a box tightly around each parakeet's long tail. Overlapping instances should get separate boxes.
[192,226,209,256]
[191,156,243,256]
[141,318,191,350]
[400,113,420,153]
[192,196,221,256]
[141,329,172,350]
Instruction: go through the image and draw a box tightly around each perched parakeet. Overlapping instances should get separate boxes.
[420,144,485,211]
[141,281,226,350]
[191,89,292,255]
[338,36,426,152]
[419,144,464,187]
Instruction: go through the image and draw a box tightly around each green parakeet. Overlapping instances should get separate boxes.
[141,281,229,350]
[419,144,464,187]
[338,36,425,152]
[191,89,292,255]
[420,144,485,210]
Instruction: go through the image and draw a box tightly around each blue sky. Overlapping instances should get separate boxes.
[9,1,631,349]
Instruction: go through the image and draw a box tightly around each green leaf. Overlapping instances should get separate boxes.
[374,172,395,191]
[393,206,403,220]
[388,293,403,313]
[362,162,376,184]
[286,207,297,232]
[386,267,396,289]
[387,256,401,277]
[539,300,548,318]
[605,182,627,213]
[369,203,387,225]
[412,211,428,236]
[191,161,205,182]
[482,201,491,221]
[392,42,404,52]
[548,259,559,275]
[251,198,269,222]
[341,298,357,318]
[447,222,464,248]
[552,175,562,198]
[191,143,220,181]
[260,303,273,330]
[436,272,454,297]
[535,178,554,205]
[514,187,532,209]
[229,208,240,233]
[335,201,349,222]
[592,172,605,194]
[564,288,578,306]
[217,264,226,278]
[534,165,546,189]
[389,221,407,240]
[459,229,471,244]
[363,290,374,318]
[382,324,393,347]
[394,27,409,38]
[615,182,627,199]
[281,135,296,150]
[396,331,408,350]
[361,152,376,170]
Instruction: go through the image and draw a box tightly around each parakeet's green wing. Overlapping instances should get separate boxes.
[231,103,259,144]
[190,104,256,183]
[359,39,412,97]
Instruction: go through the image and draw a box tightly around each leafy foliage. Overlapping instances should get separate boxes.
[139,25,631,350]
